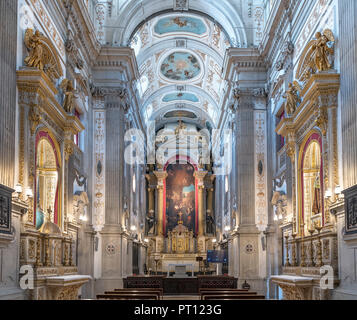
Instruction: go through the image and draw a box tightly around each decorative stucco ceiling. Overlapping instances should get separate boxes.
[130,12,229,128]
[92,0,265,128]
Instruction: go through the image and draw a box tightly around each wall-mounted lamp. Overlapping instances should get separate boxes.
[14,183,23,195]
[274,213,284,222]
[224,226,231,232]
[324,189,333,199]
[144,238,149,243]
[25,187,33,199]
[212,239,217,243]
[130,225,137,232]
[335,185,343,196]
[79,214,88,222]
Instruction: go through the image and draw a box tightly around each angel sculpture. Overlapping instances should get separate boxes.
[312,30,335,72]
[60,79,75,113]
[24,29,45,71]
[284,82,301,116]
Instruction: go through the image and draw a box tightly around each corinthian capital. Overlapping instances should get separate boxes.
[90,85,126,98]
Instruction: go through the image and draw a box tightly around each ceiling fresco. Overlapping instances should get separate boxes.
[154,16,207,35]
[162,92,199,103]
[164,110,198,119]
[160,52,201,81]
[130,12,230,128]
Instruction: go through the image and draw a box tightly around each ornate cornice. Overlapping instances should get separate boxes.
[276,73,340,139]
[17,69,85,137]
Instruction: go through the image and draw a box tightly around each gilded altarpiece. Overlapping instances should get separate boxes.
[146,155,215,273]
[274,29,340,300]
[16,29,89,300]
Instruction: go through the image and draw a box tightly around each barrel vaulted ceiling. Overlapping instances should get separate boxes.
[93,0,264,129]
[130,13,230,128]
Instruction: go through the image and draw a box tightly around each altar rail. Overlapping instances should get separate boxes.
[282,231,338,274]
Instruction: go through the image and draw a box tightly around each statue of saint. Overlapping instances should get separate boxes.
[312,175,322,215]
[146,213,155,235]
[284,82,301,115]
[60,79,75,113]
[206,213,215,235]
[24,29,45,70]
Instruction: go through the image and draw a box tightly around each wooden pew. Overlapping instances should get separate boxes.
[203,294,265,300]
[97,293,159,300]
[199,290,257,300]
[106,290,162,300]
[199,288,249,294]
[114,288,164,297]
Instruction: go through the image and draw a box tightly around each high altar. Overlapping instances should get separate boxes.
[145,125,216,273]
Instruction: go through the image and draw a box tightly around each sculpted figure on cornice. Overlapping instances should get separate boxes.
[60,79,75,114]
[312,30,335,72]
[296,29,335,85]
[284,82,301,116]
[24,29,63,81]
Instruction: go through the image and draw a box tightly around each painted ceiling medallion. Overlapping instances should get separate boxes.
[162,92,199,103]
[154,16,206,35]
[161,52,201,81]
[164,110,197,119]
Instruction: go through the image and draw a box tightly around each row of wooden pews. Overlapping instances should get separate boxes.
[199,288,265,300]
[97,288,163,300]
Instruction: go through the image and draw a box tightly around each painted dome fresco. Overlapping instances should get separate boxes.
[162,92,199,103]
[154,16,207,35]
[160,52,201,81]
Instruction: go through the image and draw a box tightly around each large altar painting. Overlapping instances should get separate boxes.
[165,163,197,235]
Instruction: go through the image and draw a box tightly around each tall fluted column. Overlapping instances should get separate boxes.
[0,0,16,189]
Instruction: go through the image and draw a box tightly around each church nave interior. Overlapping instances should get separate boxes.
[0,0,357,302]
